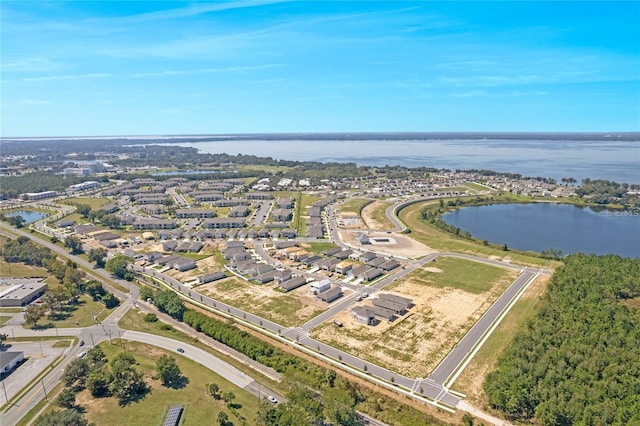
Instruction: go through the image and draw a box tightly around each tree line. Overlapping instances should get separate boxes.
[484,254,640,425]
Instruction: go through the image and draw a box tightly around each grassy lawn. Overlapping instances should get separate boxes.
[366,201,394,229]
[399,201,558,267]
[303,242,338,254]
[62,197,112,210]
[337,198,372,215]
[296,193,323,236]
[0,258,49,278]
[179,253,211,261]
[38,341,260,426]
[36,294,116,328]
[451,274,550,403]
[0,307,23,313]
[118,308,281,389]
[464,182,492,191]
[0,315,13,326]
[408,257,511,294]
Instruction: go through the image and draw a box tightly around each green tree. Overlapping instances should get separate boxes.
[87,248,107,267]
[322,387,358,425]
[55,388,76,409]
[217,411,230,426]
[24,304,47,328]
[139,286,155,301]
[7,215,26,228]
[109,353,147,405]
[105,254,131,280]
[86,367,112,397]
[207,383,220,399]
[222,391,236,407]
[85,280,106,301]
[76,204,91,218]
[86,346,107,368]
[143,313,158,322]
[62,358,90,390]
[156,355,182,387]
[64,236,83,254]
[101,292,119,308]
[34,408,90,426]
[154,290,185,321]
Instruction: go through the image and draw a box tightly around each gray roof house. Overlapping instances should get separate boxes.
[196,271,226,284]
[351,306,376,325]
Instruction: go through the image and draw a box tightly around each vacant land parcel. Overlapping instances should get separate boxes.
[195,277,328,327]
[311,256,519,377]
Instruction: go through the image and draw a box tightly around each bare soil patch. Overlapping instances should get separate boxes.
[360,201,392,230]
[195,277,327,327]
[312,264,519,377]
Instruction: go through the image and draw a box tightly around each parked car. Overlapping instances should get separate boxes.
[333,320,343,327]
[267,396,278,404]
[77,351,87,358]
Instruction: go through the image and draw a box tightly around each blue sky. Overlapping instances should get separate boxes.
[2,1,639,136]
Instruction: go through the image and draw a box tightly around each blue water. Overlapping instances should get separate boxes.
[173,138,640,184]
[442,203,640,258]
[7,210,48,223]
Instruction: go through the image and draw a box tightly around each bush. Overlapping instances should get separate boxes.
[143,313,158,323]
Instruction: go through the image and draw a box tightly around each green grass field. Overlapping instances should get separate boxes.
[47,294,116,328]
[62,197,112,210]
[118,308,281,390]
[367,201,394,229]
[38,340,260,426]
[463,182,492,191]
[408,257,512,294]
[0,258,49,278]
[337,198,372,215]
[303,242,338,254]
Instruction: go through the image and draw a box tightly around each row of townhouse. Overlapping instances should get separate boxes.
[351,293,413,325]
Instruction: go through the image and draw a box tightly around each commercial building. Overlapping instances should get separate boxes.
[0,279,48,307]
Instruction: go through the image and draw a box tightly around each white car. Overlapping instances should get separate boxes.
[267,396,278,404]
[77,351,87,358]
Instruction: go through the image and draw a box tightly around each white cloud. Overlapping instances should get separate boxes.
[21,73,112,82]
[20,99,51,105]
[133,64,283,78]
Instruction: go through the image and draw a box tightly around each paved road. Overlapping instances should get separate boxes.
[428,270,537,384]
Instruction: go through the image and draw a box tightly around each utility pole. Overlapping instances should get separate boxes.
[2,381,8,404]
[40,379,48,402]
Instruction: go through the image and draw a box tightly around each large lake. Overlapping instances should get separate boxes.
[174,138,640,184]
[442,203,639,258]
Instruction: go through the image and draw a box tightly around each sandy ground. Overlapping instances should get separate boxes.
[360,200,393,230]
[311,264,519,377]
[194,276,329,326]
[339,230,435,259]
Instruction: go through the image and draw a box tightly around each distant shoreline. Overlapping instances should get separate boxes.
[2,131,639,143]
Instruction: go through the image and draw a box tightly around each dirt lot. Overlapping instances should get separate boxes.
[360,200,392,230]
[194,277,330,327]
[339,230,435,259]
[311,264,519,377]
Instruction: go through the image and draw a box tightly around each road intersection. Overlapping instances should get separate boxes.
[1,192,552,421]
